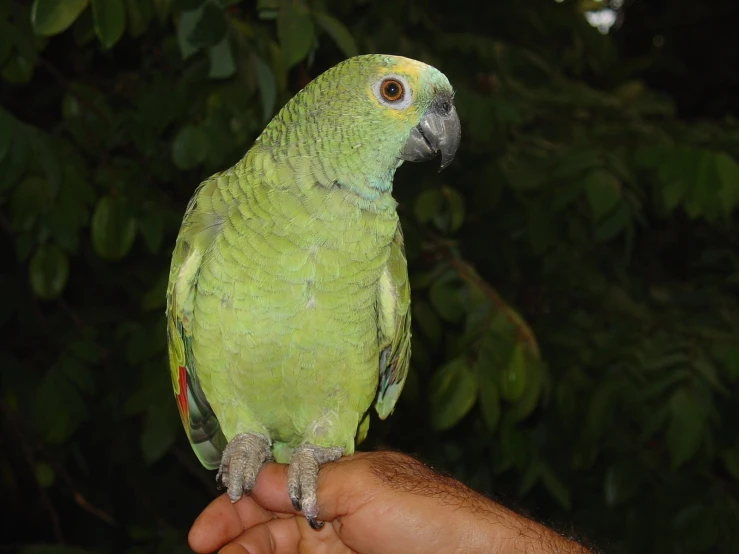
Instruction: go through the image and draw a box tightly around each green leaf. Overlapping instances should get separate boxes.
[539,463,571,510]
[140,396,179,464]
[171,124,208,169]
[138,209,164,253]
[550,148,602,181]
[278,0,314,69]
[714,151,739,213]
[721,446,739,482]
[1,52,35,84]
[31,0,89,36]
[506,358,543,422]
[188,2,227,48]
[91,0,125,48]
[583,169,622,221]
[412,300,442,342]
[429,279,464,323]
[10,176,52,231]
[673,505,719,553]
[0,109,14,162]
[595,201,630,242]
[207,36,236,78]
[428,358,478,430]
[604,460,642,506]
[34,462,55,488]
[666,387,706,469]
[125,0,153,37]
[91,196,137,261]
[414,189,443,223]
[29,244,69,300]
[477,371,500,432]
[254,54,276,123]
[177,6,203,59]
[498,342,528,402]
[32,368,87,444]
[441,186,465,232]
[312,11,357,57]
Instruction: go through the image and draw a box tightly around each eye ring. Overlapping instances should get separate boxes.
[380,79,404,102]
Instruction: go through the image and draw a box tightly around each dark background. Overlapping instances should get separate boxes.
[1,0,739,552]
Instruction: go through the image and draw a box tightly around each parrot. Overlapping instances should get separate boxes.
[166,54,460,528]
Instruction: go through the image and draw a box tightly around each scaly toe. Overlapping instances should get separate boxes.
[217,432,272,503]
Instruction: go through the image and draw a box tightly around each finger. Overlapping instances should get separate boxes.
[250,456,376,522]
[226,518,302,554]
[188,493,275,553]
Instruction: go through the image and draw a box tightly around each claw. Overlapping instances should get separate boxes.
[287,443,343,528]
[217,432,272,503]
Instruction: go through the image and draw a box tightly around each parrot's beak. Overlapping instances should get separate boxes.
[400,94,461,170]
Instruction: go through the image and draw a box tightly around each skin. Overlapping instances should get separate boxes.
[189,451,594,554]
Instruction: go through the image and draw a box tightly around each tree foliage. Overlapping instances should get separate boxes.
[1,0,738,552]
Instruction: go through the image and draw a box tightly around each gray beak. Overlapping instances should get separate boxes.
[400,94,461,170]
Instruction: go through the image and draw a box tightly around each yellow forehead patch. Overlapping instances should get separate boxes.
[378,58,427,82]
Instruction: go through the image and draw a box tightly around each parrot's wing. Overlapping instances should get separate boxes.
[166,177,227,469]
[374,223,412,419]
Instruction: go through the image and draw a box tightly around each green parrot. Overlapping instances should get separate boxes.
[166,54,460,528]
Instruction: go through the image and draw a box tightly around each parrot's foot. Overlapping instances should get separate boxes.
[216,432,273,503]
[287,443,343,530]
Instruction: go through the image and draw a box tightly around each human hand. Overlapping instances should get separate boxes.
[189,451,591,554]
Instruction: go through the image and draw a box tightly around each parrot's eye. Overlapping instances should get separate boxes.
[380,79,404,102]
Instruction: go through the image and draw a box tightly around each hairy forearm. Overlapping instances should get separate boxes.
[368,452,593,554]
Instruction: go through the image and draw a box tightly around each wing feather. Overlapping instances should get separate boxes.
[374,223,411,419]
[166,177,227,469]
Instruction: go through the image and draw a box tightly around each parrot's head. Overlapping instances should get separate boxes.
[256,54,461,200]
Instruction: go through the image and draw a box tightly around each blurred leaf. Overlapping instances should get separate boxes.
[32,368,87,444]
[278,0,313,69]
[412,300,442,342]
[498,342,528,402]
[539,463,571,510]
[429,279,464,323]
[254,54,276,122]
[721,446,739,482]
[208,36,236,78]
[414,188,443,223]
[0,109,13,161]
[125,0,153,37]
[666,387,706,469]
[312,11,357,57]
[29,244,69,300]
[140,401,179,464]
[91,0,125,48]
[583,169,621,221]
[477,370,500,431]
[441,186,465,232]
[172,124,208,169]
[506,358,543,422]
[604,460,642,506]
[34,462,55,488]
[188,1,227,48]
[138,209,165,253]
[673,505,719,553]
[31,0,89,36]
[177,6,204,59]
[91,196,137,261]
[428,358,478,430]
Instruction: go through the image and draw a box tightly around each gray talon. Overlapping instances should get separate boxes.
[287,443,343,528]
[217,432,272,503]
